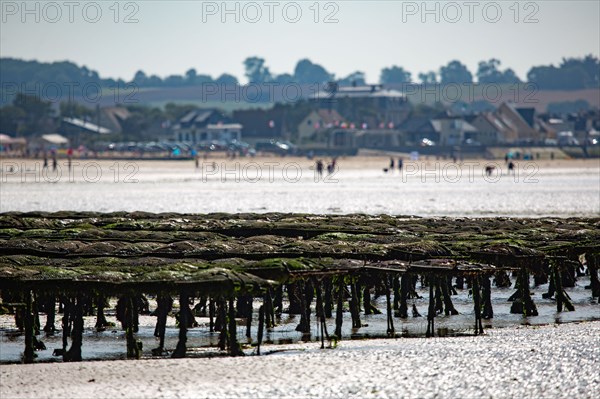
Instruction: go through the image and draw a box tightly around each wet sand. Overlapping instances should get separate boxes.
[1,157,599,216]
[1,321,598,398]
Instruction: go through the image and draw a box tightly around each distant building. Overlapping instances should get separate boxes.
[464,113,510,145]
[297,109,344,142]
[311,84,410,128]
[98,107,131,134]
[397,117,439,145]
[430,118,478,146]
[59,117,111,145]
[494,103,539,143]
[172,109,237,143]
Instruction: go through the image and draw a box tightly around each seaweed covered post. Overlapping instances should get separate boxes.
[61,296,72,356]
[64,294,84,362]
[426,276,435,338]
[584,253,600,299]
[323,278,333,318]
[94,294,111,332]
[295,279,312,336]
[349,277,361,329]
[392,275,400,312]
[314,278,330,348]
[172,291,190,358]
[228,297,242,356]
[384,274,394,336]
[244,296,253,339]
[440,275,459,316]
[362,276,381,316]
[264,289,275,329]
[23,289,34,364]
[152,293,172,355]
[396,274,410,318]
[42,294,56,335]
[217,297,228,351]
[335,277,344,339]
[256,305,265,355]
[208,298,216,332]
[510,268,538,317]
[125,295,141,359]
[481,274,494,319]
[472,275,484,335]
[552,258,575,312]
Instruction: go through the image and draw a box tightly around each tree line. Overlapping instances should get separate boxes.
[1,55,598,99]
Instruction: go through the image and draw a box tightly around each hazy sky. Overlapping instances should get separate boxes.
[1,1,599,82]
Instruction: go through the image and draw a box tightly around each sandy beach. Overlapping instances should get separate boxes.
[2,156,598,217]
[1,321,598,399]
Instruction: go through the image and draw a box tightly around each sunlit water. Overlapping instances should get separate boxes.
[1,276,598,363]
[1,161,599,216]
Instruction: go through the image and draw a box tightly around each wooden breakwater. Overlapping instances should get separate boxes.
[0,212,599,363]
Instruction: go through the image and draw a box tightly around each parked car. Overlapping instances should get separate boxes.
[255,140,297,155]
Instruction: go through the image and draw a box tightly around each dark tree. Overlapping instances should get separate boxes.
[243,57,273,83]
[380,66,412,84]
[440,60,473,84]
[293,59,333,84]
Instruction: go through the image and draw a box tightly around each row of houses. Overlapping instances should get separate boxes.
[5,84,595,154]
[171,84,600,151]
[170,97,596,151]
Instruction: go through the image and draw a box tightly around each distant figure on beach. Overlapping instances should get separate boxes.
[43,152,48,169]
[52,151,57,171]
[192,149,199,169]
[507,161,515,174]
[389,157,395,171]
[398,158,403,172]
[504,154,509,163]
[316,160,324,177]
[327,158,337,175]
[550,152,555,160]
[67,148,73,171]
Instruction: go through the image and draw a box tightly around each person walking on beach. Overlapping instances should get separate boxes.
[507,161,515,175]
[67,148,73,171]
[42,152,48,169]
[52,151,57,171]
[316,160,324,178]
[398,158,403,172]
[389,157,395,172]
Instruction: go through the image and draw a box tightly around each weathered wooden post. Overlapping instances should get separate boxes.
[23,290,34,364]
[335,277,344,339]
[228,297,242,356]
[65,294,84,362]
[152,293,172,355]
[481,274,494,319]
[426,277,435,338]
[472,276,483,335]
[384,275,394,336]
[172,291,189,358]
[125,295,140,359]
[257,305,265,355]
